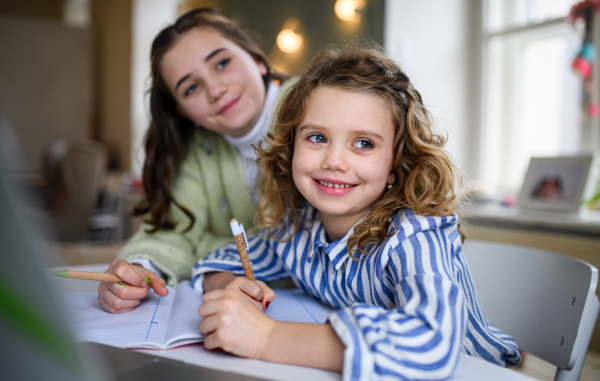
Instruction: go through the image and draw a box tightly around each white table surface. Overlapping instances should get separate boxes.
[48,264,536,381]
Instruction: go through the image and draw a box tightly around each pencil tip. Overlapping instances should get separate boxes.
[52,270,69,278]
[230,218,237,222]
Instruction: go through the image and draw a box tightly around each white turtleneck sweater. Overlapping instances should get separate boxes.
[222,81,280,203]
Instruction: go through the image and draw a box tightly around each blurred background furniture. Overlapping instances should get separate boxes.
[41,138,107,241]
[463,240,599,381]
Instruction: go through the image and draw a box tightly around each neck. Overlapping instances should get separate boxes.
[319,211,366,243]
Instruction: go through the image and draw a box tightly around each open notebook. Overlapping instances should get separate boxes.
[61,281,334,349]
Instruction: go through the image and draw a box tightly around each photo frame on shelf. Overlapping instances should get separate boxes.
[518,154,600,212]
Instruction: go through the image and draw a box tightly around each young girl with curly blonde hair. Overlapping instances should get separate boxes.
[191,46,521,380]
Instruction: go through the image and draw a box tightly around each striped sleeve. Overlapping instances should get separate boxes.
[191,233,290,291]
[329,273,466,381]
[328,220,467,381]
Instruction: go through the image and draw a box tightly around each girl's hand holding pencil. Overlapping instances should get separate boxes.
[198,219,277,358]
[96,259,169,314]
[199,285,276,359]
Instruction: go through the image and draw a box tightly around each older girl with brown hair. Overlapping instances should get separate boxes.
[98,8,291,314]
[192,46,521,380]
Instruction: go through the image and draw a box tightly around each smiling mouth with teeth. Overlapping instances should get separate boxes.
[317,180,355,189]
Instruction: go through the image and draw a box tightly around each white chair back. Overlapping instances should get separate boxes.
[463,240,598,381]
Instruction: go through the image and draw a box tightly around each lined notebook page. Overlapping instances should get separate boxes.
[265,289,335,323]
[64,286,175,348]
[163,281,205,346]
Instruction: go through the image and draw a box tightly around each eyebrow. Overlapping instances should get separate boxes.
[298,124,386,140]
[174,48,228,92]
[349,129,385,141]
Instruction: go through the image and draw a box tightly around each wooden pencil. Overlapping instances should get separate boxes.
[230,219,255,281]
[52,270,150,285]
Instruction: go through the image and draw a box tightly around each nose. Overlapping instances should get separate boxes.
[321,144,350,172]
[206,77,227,102]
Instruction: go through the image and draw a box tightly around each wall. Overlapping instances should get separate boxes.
[0,0,63,20]
[0,0,133,173]
[216,0,385,75]
[130,0,180,176]
[0,15,93,171]
[384,0,475,180]
[92,0,132,170]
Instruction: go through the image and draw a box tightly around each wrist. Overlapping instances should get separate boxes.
[257,318,277,361]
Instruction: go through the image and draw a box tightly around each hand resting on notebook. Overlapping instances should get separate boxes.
[98,259,169,314]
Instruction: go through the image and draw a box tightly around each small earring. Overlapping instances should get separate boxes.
[386,183,393,189]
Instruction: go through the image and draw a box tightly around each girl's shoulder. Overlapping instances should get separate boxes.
[365,210,460,271]
[187,128,238,158]
[386,209,460,249]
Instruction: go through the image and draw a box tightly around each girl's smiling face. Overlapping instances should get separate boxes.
[292,86,396,241]
[160,26,268,137]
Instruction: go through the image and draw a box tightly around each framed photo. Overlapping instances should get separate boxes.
[518,154,599,212]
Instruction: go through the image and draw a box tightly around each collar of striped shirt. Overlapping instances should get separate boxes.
[301,204,401,270]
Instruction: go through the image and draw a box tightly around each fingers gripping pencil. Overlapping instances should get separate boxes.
[230,219,268,309]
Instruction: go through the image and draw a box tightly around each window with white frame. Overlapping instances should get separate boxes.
[479,0,585,194]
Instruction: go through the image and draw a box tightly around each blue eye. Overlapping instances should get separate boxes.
[353,140,373,149]
[185,83,199,96]
[217,58,230,70]
[308,134,327,144]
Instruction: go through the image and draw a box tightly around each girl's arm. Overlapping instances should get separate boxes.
[327,273,467,380]
[262,322,344,371]
[195,233,290,309]
[324,220,517,380]
[191,233,291,291]
[199,287,344,371]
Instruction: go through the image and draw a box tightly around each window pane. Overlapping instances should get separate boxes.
[511,36,577,190]
[528,0,573,24]
[487,0,573,32]
[483,30,581,193]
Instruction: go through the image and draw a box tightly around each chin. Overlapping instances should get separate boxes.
[314,205,355,218]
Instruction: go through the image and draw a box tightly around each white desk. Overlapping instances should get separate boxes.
[49,264,536,381]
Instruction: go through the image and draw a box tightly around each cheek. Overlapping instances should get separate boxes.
[291,151,307,182]
[238,59,266,92]
[179,97,209,124]
[359,151,394,186]
[291,143,314,186]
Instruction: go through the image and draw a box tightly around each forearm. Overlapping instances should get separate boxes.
[260,322,344,372]
[203,272,236,292]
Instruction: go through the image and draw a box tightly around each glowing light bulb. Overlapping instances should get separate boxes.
[335,0,363,21]
[276,28,303,53]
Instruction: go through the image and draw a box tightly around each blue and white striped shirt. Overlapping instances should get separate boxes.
[192,205,521,380]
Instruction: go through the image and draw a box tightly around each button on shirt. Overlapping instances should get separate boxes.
[191,205,521,381]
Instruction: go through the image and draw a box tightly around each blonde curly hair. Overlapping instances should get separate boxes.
[255,46,462,256]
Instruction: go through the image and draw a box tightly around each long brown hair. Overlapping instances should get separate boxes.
[135,8,288,233]
[256,46,462,256]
